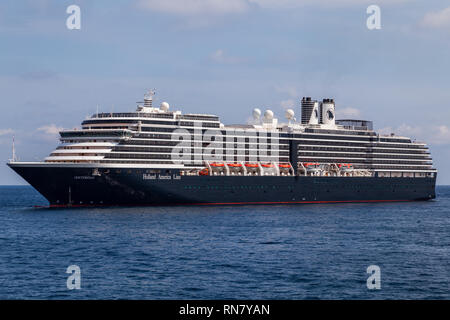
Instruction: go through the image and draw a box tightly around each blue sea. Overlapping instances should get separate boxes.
[0,185,449,300]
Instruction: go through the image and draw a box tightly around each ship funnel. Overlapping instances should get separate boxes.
[301,97,319,125]
[321,98,335,126]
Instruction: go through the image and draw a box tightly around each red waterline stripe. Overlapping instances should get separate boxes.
[193,199,412,205]
[33,199,413,209]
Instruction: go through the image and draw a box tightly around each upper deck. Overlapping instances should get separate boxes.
[31,91,435,178]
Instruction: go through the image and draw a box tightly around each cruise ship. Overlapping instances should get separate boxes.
[8,90,436,206]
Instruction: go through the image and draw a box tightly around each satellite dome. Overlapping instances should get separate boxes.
[160,102,170,111]
[285,109,295,120]
[264,110,274,120]
[252,108,261,119]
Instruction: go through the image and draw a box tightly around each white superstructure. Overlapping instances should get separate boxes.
[42,91,436,179]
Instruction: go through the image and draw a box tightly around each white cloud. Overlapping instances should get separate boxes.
[337,107,361,118]
[396,124,424,137]
[0,129,14,146]
[378,124,450,145]
[210,49,226,63]
[280,99,295,109]
[274,85,298,98]
[421,7,450,29]
[378,124,423,138]
[138,0,410,16]
[0,128,14,136]
[209,49,244,64]
[37,124,63,136]
[249,0,410,9]
[433,125,450,145]
[138,0,249,15]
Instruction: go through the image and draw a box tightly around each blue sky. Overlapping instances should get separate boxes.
[1,0,450,184]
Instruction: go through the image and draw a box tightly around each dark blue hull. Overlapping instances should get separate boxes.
[8,164,436,206]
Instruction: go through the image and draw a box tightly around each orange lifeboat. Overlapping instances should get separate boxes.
[261,163,274,168]
[245,163,259,168]
[210,163,225,167]
[199,168,209,176]
[279,164,291,168]
[227,163,242,168]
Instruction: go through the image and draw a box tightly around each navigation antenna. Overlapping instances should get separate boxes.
[11,135,16,162]
[144,89,156,108]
